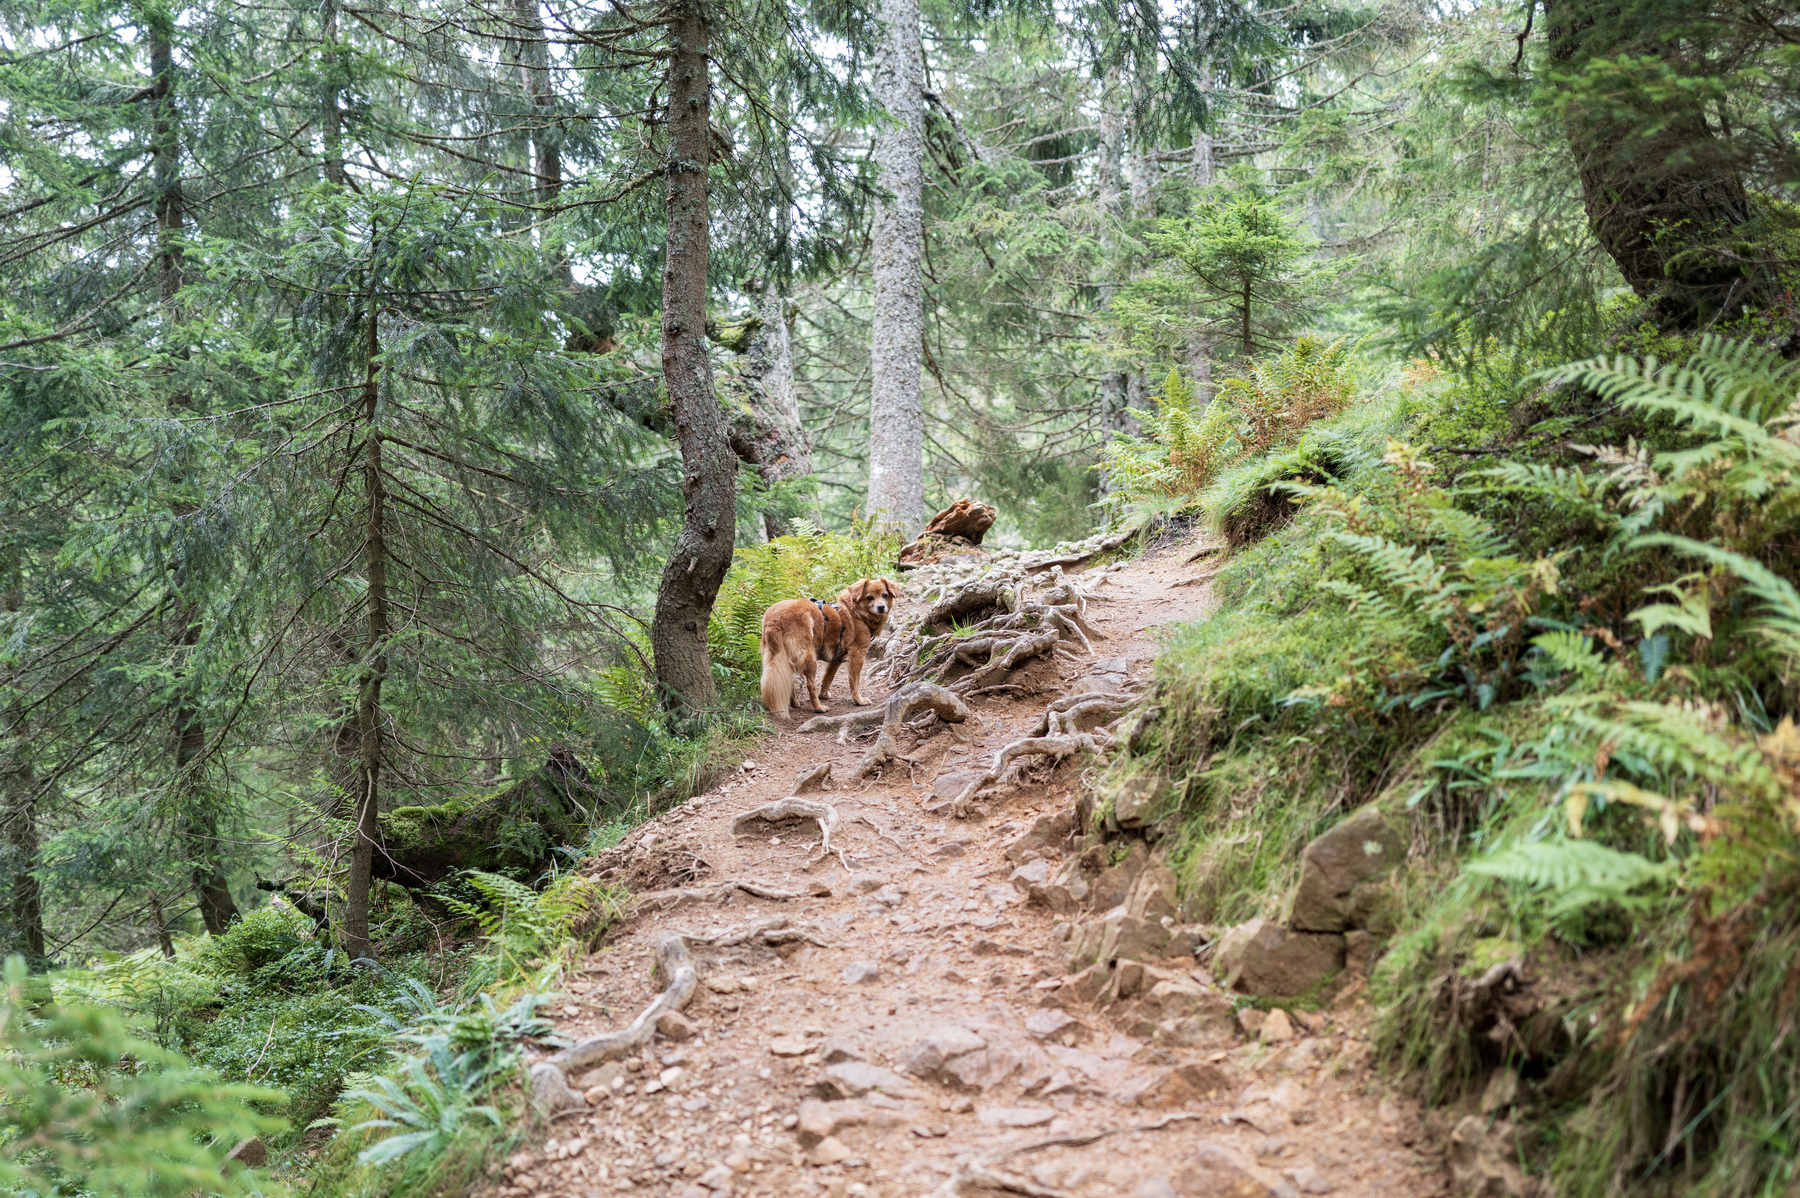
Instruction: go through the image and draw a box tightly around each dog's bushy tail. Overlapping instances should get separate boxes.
[760,629,793,717]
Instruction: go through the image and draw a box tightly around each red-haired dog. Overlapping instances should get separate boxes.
[760,578,902,717]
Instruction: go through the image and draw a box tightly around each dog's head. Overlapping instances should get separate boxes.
[838,577,902,626]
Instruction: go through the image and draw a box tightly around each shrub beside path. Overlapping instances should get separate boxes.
[495,534,1450,1198]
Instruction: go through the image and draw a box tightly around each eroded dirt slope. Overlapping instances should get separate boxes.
[500,536,1447,1198]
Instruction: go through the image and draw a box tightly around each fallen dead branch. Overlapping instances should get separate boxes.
[789,762,833,794]
[731,797,850,870]
[853,682,973,776]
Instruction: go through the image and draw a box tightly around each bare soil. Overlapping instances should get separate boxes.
[498,536,1448,1198]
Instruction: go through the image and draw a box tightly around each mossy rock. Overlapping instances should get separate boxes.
[373,747,593,889]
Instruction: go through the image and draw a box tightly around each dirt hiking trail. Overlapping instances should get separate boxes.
[501,535,1449,1198]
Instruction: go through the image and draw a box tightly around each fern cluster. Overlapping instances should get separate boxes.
[1099,335,1359,520]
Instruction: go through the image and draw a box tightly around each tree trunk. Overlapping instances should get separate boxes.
[344,296,388,959]
[512,0,569,286]
[1095,65,1132,458]
[150,30,236,933]
[1543,0,1758,326]
[145,890,175,958]
[1189,123,1214,402]
[726,285,812,539]
[322,0,346,187]
[865,0,927,536]
[0,735,45,962]
[649,0,734,712]
[174,606,237,935]
[149,30,183,304]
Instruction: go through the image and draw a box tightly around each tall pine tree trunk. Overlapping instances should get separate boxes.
[512,0,569,286]
[1544,0,1758,326]
[865,0,926,536]
[728,285,812,540]
[0,585,42,960]
[1188,120,1214,402]
[151,27,237,933]
[344,297,388,959]
[1095,65,1131,455]
[0,715,45,962]
[322,0,346,187]
[649,0,734,711]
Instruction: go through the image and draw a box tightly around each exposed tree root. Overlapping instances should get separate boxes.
[853,682,973,776]
[795,708,888,737]
[1029,692,1134,736]
[631,879,827,910]
[533,930,699,1106]
[789,762,833,795]
[878,578,1103,691]
[924,1112,1206,1196]
[731,797,850,869]
[924,693,1136,818]
[679,915,833,950]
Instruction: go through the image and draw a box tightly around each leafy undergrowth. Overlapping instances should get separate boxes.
[1104,330,1800,1196]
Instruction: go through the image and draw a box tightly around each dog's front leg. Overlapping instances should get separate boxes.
[818,658,843,705]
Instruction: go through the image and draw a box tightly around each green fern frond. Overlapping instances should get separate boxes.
[1637,534,1800,658]
[1466,839,1673,917]
[1532,631,1608,682]
[1558,700,1783,802]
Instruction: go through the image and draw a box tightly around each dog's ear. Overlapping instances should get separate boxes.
[882,578,903,599]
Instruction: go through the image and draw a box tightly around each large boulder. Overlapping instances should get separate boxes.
[1289,805,1407,933]
[1214,918,1345,998]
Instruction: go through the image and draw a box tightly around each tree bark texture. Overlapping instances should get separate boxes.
[511,0,569,285]
[1095,66,1131,452]
[726,286,813,539]
[322,0,346,187]
[174,606,237,935]
[1,744,45,961]
[865,0,927,536]
[344,298,388,959]
[149,30,184,304]
[650,0,735,712]
[1544,0,1758,325]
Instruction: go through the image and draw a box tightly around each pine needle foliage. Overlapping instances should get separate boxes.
[0,955,287,1197]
